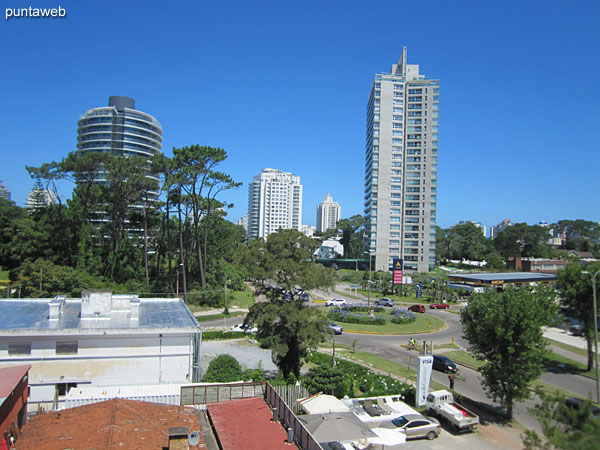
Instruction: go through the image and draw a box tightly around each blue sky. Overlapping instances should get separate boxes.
[1,0,598,230]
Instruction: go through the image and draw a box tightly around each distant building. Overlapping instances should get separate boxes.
[0,181,10,201]
[490,219,513,239]
[316,193,341,233]
[237,214,248,233]
[506,257,570,274]
[26,180,57,210]
[0,290,200,412]
[300,224,316,237]
[247,168,303,240]
[364,47,439,272]
[76,96,163,210]
[457,220,487,237]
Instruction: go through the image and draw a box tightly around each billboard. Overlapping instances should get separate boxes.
[393,258,403,284]
[415,355,433,407]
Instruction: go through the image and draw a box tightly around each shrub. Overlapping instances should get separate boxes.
[327,310,386,325]
[390,308,417,325]
[203,354,243,382]
[202,330,248,340]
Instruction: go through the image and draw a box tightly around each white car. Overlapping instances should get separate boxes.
[230,324,258,333]
[326,298,348,307]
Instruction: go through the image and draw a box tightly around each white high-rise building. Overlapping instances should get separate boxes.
[365,47,439,272]
[247,168,303,240]
[316,193,341,233]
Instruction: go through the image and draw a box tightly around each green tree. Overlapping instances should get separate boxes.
[202,354,244,382]
[556,260,600,371]
[523,388,600,449]
[460,285,557,419]
[239,229,336,377]
[494,223,553,259]
[446,222,489,261]
[245,300,329,378]
[15,259,88,297]
[336,215,365,259]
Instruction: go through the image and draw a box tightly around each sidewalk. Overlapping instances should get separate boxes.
[543,327,588,349]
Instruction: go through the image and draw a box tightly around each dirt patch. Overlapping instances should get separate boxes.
[479,423,524,449]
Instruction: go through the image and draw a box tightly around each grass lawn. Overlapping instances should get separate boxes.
[543,350,596,379]
[443,350,484,369]
[546,337,596,359]
[334,311,445,334]
[327,347,445,391]
[195,312,247,322]
[0,270,8,281]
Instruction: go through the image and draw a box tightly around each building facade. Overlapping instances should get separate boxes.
[364,48,439,272]
[0,181,10,201]
[316,193,341,233]
[76,96,163,202]
[490,219,513,239]
[26,180,58,211]
[247,168,303,240]
[0,290,201,412]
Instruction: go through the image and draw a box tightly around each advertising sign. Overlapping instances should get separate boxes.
[392,258,403,284]
[415,355,433,406]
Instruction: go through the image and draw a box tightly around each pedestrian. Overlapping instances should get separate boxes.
[448,373,455,390]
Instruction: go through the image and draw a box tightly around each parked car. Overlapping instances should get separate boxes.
[326,298,348,307]
[230,324,258,334]
[392,413,441,440]
[569,324,584,336]
[564,397,600,426]
[375,298,394,307]
[408,304,425,313]
[329,322,343,335]
[430,303,450,309]
[300,292,310,302]
[432,355,457,373]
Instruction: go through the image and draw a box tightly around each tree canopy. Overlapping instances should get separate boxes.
[556,260,600,371]
[460,285,557,419]
[239,229,336,377]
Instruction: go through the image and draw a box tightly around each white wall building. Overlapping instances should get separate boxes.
[0,290,201,412]
[316,193,341,233]
[365,47,439,272]
[247,168,303,240]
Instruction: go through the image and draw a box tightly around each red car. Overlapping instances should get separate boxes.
[429,303,450,309]
[408,304,425,313]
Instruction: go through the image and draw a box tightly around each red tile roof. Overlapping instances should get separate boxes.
[0,365,30,402]
[13,398,203,450]
[207,397,290,450]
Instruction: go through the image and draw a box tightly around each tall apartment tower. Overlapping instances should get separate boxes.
[247,168,303,240]
[0,181,10,201]
[316,193,341,233]
[76,96,163,201]
[365,48,439,272]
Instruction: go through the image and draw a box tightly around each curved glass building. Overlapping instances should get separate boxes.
[77,96,163,200]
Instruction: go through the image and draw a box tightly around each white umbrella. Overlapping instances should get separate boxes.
[368,427,406,446]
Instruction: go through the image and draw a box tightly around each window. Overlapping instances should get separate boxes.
[56,383,78,396]
[407,119,421,124]
[393,115,403,121]
[56,341,78,355]
[389,240,399,246]
[9,342,31,355]
[393,100,403,106]
[393,107,403,113]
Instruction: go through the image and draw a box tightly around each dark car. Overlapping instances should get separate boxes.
[408,304,425,313]
[569,324,584,336]
[564,397,600,427]
[375,298,394,307]
[300,292,310,302]
[432,355,457,373]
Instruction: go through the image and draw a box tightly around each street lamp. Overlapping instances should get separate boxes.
[583,270,600,403]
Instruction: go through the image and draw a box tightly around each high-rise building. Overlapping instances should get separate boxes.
[0,180,11,201]
[364,48,439,272]
[457,220,487,238]
[316,193,341,233]
[76,96,162,201]
[490,219,513,239]
[27,179,58,210]
[247,168,302,240]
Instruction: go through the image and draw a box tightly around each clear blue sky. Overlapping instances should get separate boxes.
[1,0,598,230]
